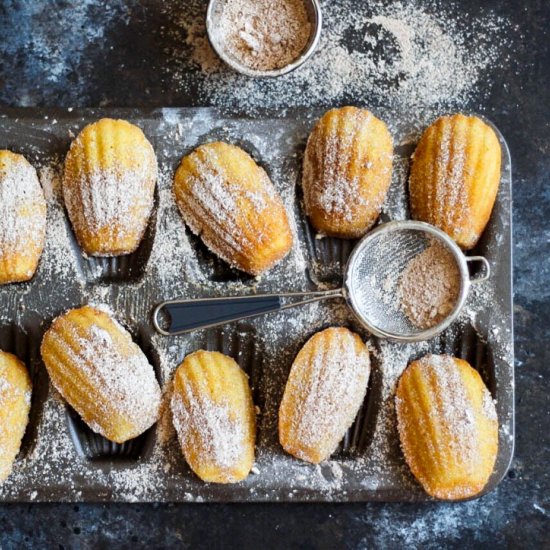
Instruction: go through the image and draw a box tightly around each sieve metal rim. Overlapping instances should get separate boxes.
[206,0,323,78]
[343,220,472,342]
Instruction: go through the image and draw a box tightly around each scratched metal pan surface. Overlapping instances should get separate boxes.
[0,108,513,502]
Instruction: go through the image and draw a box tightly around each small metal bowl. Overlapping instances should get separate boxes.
[206,0,322,77]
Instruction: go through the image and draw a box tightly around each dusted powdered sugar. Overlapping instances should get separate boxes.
[303,110,392,226]
[409,354,491,469]
[0,156,46,251]
[171,386,247,470]
[63,167,156,245]
[0,376,31,409]
[423,122,469,235]
[317,178,369,222]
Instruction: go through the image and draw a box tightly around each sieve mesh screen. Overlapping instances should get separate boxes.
[346,226,465,338]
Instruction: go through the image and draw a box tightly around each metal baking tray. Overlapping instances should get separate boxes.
[0,107,513,502]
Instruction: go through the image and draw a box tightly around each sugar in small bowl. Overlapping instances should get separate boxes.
[206,0,322,77]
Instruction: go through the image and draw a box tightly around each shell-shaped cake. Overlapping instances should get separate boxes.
[395,354,499,500]
[409,114,502,249]
[173,141,293,275]
[0,150,47,284]
[0,351,32,484]
[63,118,157,256]
[171,350,256,483]
[279,327,371,464]
[40,305,161,443]
[302,106,393,238]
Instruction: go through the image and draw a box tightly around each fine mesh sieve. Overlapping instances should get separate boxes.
[343,221,490,340]
[153,221,490,342]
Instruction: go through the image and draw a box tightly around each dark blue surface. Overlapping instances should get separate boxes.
[0,0,549,547]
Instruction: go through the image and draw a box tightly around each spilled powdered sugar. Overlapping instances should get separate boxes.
[37,165,81,285]
[148,184,195,288]
[163,0,513,120]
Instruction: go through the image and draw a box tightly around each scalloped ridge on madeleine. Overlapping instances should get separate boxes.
[171,350,256,484]
[302,106,393,238]
[409,114,501,249]
[395,354,498,500]
[0,150,47,284]
[0,351,32,484]
[279,327,371,464]
[41,305,161,443]
[173,141,293,275]
[63,118,157,256]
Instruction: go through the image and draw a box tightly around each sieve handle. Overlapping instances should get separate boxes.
[152,289,343,336]
[466,256,491,283]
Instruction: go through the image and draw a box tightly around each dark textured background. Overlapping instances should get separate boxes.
[0,0,549,548]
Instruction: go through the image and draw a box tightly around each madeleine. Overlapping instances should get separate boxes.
[41,305,161,443]
[0,351,32,484]
[395,354,498,500]
[171,350,256,483]
[302,106,393,238]
[63,118,157,256]
[279,327,370,463]
[173,141,293,275]
[409,114,501,249]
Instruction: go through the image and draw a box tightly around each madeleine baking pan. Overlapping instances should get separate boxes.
[0,108,513,502]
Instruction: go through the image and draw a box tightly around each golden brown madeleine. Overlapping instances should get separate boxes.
[63,118,157,256]
[302,106,393,238]
[41,305,161,443]
[0,150,47,284]
[279,327,371,464]
[173,141,293,275]
[171,350,256,483]
[409,114,501,249]
[395,354,498,500]
[0,351,32,483]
